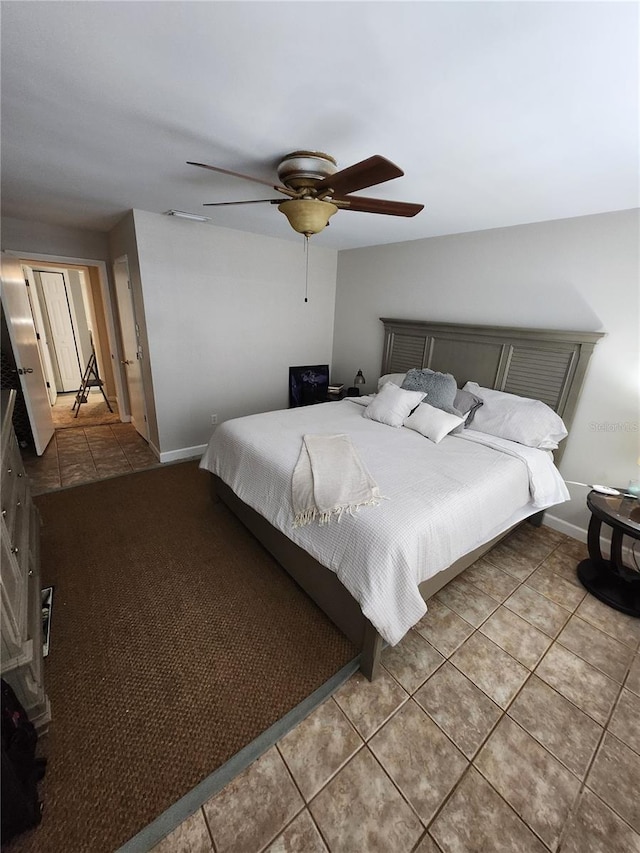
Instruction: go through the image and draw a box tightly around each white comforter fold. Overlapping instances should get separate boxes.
[200,399,569,645]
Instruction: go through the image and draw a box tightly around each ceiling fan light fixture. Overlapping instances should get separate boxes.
[278,198,338,237]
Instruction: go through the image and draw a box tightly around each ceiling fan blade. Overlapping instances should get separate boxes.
[203,199,284,206]
[313,155,404,196]
[187,162,296,197]
[333,195,424,217]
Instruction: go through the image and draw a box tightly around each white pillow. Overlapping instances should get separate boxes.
[363,382,425,428]
[463,382,568,449]
[404,402,465,443]
[377,373,407,392]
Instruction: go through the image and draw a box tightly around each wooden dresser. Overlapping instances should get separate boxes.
[1,390,50,731]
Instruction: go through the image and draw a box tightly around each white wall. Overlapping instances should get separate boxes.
[109,211,161,450]
[1,216,110,260]
[332,209,640,535]
[130,210,338,457]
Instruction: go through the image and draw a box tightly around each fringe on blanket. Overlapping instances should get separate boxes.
[291,433,383,528]
[293,495,383,528]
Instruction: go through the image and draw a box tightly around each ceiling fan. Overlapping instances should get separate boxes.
[187,151,424,238]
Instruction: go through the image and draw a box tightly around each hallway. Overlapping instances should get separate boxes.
[19,384,157,495]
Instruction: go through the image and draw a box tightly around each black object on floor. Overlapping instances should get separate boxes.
[1,679,46,844]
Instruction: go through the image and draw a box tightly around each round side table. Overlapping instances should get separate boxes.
[577,490,640,617]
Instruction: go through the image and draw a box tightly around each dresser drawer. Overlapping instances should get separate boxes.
[1,432,27,540]
[0,521,30,645]
[1,390,50,732]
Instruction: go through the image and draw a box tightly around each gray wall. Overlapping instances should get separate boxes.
[332,209,640,535]
[129,210,338,457]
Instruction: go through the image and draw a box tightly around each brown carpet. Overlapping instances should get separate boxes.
[7,462,356,853]
[51,391,120,429]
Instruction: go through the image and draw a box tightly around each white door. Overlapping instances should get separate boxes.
[113,257,148,441]
[23,266,57,406]
[36,271,82,391]
[1,255,55,455]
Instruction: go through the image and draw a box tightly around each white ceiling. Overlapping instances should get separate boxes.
[1,1,638,250]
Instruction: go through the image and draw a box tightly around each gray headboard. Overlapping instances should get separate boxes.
[380,318,604,463]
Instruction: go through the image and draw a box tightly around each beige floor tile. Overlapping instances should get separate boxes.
[57,446,94,466]
[626,653,640,697]
[535,643,620,726]
[369,699,468,824]
[309,747,423,853]
[479,606,552,669]
[460,557,521,602]
[55,428,89,444]
[562,789,640,853]
[525,565,586,611]
[430,767,548,853]
[94,461,133,479]
[608,689,640,755]
[414,599,474,657]
[483,539,542,581]
[557,615,635,683]
[414,835,442,853]
[27,469,62,494]
[508,675,603,778]
[504,524,561,561]
[534,524,567,546]
[475,716,581,850]
[150,810,213,852]
[587,734,640,833]
[504,584,570,637]
[450,632,529,709]
[333,667,408,740]
[203,747,303,853]
[576,595,640,649]
[539,547,584,589]
[60,461,99,487]
[414,662,501,759]
[435,576,499,627]
[264,810,329,853]
[277,698,362,801]
[382,629,445,693]
[557,536,589,562]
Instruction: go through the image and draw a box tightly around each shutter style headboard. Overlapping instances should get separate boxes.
[380,318,604,462]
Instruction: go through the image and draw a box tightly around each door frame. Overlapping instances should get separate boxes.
[113,254,148,441]
[23,266,58,406]
[4,250,128,421]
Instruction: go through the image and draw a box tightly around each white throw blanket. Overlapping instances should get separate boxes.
[292,433,383,526]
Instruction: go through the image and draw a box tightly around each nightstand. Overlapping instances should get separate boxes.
[577,490,640,617]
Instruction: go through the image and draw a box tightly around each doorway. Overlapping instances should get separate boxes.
[2,251,130,452]
[21,261,119,431]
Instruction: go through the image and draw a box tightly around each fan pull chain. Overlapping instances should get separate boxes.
[304,234,309,303]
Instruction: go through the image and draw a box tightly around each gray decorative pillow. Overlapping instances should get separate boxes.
[454,388,484,426]
[401,368,457,411]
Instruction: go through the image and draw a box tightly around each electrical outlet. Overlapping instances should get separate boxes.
[211,414,218,425]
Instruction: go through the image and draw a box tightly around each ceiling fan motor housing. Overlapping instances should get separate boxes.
[277,151,337,191]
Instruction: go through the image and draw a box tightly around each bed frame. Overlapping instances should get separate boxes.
[212,319,603,679]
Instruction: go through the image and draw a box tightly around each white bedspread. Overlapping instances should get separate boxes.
[200,400,569,645]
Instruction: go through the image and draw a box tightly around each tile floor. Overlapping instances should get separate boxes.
[147,524,640,853]
[23,421,159,494]
[21,442,640,853]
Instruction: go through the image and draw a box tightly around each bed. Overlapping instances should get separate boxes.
[200,319,603,678]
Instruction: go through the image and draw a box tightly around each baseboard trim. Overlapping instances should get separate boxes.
[543,513,587,543]
[159,444,207,464]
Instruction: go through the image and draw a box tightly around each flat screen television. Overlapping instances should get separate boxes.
[289,364,330,407]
